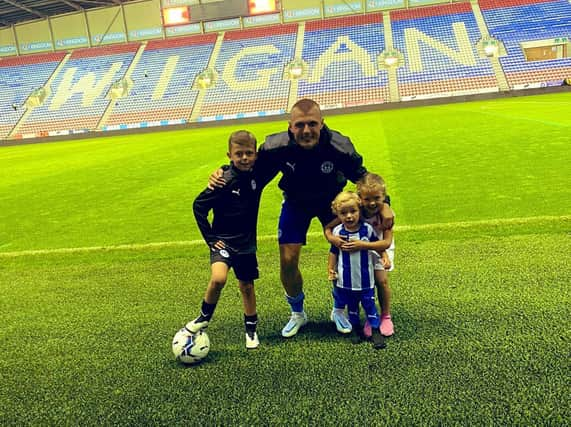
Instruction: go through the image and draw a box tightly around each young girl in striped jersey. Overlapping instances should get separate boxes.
[327,191,392,349]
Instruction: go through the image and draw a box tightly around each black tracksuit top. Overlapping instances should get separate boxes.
[193,164,264,254]
[255,124,368,208]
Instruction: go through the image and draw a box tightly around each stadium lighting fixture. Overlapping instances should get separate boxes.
[194,68,218,89]
[477,36,505,59]
[283,58,308,80]
[377,49,404,70]
[25,86,51,108]
[484,44,498,57]
[108,77,133,100]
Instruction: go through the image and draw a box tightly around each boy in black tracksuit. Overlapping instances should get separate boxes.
[186,130,270,349]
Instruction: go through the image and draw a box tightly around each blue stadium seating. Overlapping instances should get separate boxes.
[105,37,215,127]
[482,0,571,88]
[391,4,499,99]
[17,45,138,135]
[0,54,64,139]
[197,26,296,120]
[299,14,389,108]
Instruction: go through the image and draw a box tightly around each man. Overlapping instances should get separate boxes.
[212,99,393,337]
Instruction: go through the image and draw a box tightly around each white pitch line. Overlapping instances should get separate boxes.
[0,215,568,258]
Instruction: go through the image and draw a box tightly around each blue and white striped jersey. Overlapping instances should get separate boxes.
[330,222,379,291]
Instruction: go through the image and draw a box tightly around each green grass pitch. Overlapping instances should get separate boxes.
[1,92,570,425]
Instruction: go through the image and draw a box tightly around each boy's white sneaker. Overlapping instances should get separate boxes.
[281,311,307,337]
[185,316,209,333]
[330,309,352,334]
[245,331,259,349]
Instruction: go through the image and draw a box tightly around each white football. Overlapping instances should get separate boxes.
[172,328,210,365]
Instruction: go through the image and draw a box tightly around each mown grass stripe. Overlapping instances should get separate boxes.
[1,214,568,258]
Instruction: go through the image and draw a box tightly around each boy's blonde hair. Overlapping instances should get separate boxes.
[356,173,387,197]
[228,130,257,150]
[331,191,361,215]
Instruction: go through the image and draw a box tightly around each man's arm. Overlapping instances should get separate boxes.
[251,144,282,188]
[380,203,394,230]
[335,137,394,229]
[342,149,368,184]
[207,167,226,190]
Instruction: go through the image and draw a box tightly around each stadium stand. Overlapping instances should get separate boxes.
[1,0,570,140]
[196,24,297,121]
[15,43,140,137]
[0,52,67,139]
[391,2,500,100]
[300,14,389,108]
[103,34,217,130]
[480,0,571,89]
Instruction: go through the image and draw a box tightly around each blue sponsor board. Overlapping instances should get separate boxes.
[243,13,281,27]
[283,8,321,21]
[92,32,127,44]
[325,2,363,15]
[409,0,445,5]
[129,27,163,40]
[204,18,240,32]
[161,0,197,6]
[165,23,202,36]
[366,0,405,10]
[0,45,17,54]
[55,37,89,48]
[20,41,53,52]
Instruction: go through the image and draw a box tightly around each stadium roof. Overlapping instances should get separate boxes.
[0,0,139,28]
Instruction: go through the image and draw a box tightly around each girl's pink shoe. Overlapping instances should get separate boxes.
[363,320,372,338]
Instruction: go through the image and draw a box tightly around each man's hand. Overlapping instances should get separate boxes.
[207,168,226,190]
[381,203,394,230]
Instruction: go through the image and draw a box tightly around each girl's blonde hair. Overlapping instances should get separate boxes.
[331,191,361,215]
[356,173,386,197]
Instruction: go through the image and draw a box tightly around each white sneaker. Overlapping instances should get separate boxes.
[185,316,209,333]
[281,311,307,337]
[245,331,259,349]
[330,309,352,334]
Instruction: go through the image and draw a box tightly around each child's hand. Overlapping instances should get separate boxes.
[340,239,365,252]
[328,235,345,248]
[328,269,338,281]
[212,240,226,250]
[381,252,391,270]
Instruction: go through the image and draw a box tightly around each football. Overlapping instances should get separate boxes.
[172,328,210,365]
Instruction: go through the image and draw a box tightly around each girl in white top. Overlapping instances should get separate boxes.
[356,173,395,337]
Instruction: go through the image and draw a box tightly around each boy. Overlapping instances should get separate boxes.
[185,130,265,349]
[327,191,391,349]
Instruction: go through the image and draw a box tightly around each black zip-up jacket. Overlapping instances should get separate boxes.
[255,124,367,208]
[193,164,265,254]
